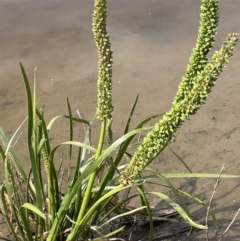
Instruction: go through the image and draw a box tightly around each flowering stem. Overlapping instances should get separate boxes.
[76,119,106,226]
[174,0,219,104]
[72,0,114,233]
[93,0,114,121]
[120,33,238,185]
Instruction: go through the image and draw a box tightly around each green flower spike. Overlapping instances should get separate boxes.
[174,0,219,104]
[120,33,238,185]
[92,0,114,121]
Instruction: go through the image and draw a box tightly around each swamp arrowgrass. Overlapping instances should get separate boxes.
[0,0,240,240]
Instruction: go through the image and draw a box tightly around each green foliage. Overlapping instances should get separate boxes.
[0,0,239,240]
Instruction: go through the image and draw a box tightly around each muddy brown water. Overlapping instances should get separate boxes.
[1,0,240,240]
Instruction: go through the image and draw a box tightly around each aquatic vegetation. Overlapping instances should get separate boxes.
[0,0,239,240]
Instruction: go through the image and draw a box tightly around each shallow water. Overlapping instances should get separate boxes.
[1,0,240,239]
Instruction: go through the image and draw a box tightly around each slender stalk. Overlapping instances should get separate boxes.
[66,184,126,241]
[72,0,114,233]
[75,119,106,225]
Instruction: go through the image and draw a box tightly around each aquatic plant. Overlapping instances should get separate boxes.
[0,0,239,240]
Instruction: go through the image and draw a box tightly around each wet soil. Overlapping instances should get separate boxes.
[1,0,240,240]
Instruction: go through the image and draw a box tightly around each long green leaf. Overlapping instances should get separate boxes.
[100,206,146,228]
[67,97,73,164]
[91,126,154,205]
[47,115,89,131]
[66,184,129,240]
[19,206,34,241]
[177,189,218,227]
[150,171,191,217]
[137,187,153,241]
[47,127,148,240]
[114,113,162,167]
[91,226,125,240]
[0,185,21,241]
[20,63,45,237]
[98,194,139,225]
[99,126,153,165]
[108,113,162,185]
[61,141,97,153]
[4,162,27,240]
[21,203,46,219]
[36,109,59,224]
[168,147,192,173]
[152,173,240,178]
[123,94,139,135]
[150,192,207,230]
[0,123,28,184]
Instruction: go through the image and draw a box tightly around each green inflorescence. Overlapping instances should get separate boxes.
[120,31,237,185]
[92,0,114,121]
[174,0,219,104]
[119,0,238,186]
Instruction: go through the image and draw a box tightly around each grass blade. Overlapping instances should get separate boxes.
[47,115,89,131]
[20,63,45,237]
[21,203,46,219]
[177,189,218,227]
[0,185,21,241]
[150,191,207,230]
[100,206,146,228]
[123,94,139,135]
[168,147,192,173]
[19,206,34,241]
[137,187,153,241]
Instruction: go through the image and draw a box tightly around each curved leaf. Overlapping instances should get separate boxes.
[21,203,46,220]
[150,192,207,230]
[47,115,89,131]
[61,141,97,153]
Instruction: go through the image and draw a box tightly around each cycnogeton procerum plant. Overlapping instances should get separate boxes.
[0,0,239,239]
[119,0,238,185]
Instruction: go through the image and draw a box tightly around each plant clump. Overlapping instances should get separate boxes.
[0,0,239,240]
